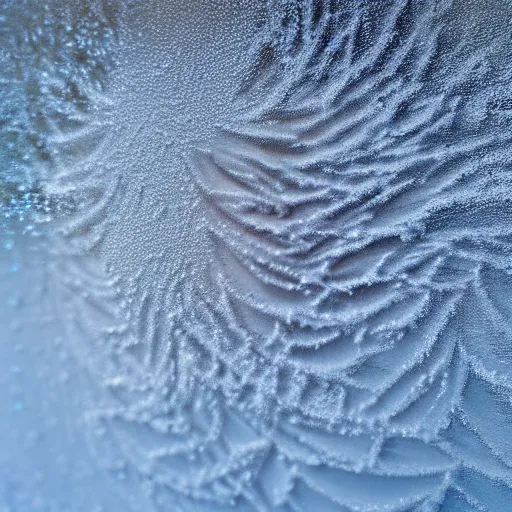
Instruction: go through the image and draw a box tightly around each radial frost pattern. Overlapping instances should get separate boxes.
[3,0,512,511]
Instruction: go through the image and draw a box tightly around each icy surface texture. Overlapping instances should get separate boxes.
[2,0,512,510]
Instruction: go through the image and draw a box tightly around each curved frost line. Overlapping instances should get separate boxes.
[44,1,512,511]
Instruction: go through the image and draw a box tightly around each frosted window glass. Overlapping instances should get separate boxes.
[1,1,512,510]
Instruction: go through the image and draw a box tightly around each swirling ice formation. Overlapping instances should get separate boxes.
[7,0,512,510]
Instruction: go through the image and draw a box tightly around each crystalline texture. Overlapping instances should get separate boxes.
[2,1,512,511]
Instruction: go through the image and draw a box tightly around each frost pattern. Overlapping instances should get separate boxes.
[8,0,512,510]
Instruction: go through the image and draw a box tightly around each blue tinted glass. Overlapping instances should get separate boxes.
[1,1,512,510]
